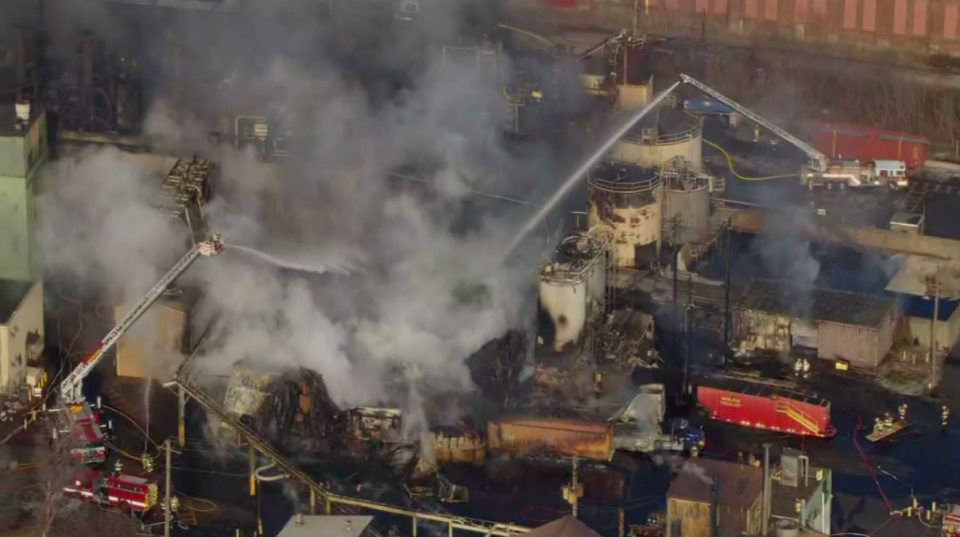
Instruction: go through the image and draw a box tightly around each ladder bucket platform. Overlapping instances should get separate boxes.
[865,421,909,442]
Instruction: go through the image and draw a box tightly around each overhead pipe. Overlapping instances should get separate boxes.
[255,462,290,482]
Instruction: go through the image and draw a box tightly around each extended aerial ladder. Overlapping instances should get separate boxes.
[679,74,909,190]
[55,233,224,461]
[679,74,829,173]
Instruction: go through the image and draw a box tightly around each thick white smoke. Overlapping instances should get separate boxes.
[38,1,545,428]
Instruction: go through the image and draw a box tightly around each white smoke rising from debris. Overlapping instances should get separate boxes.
[751,197,821,316]
[38,1,547,429]
[651,453,714,486]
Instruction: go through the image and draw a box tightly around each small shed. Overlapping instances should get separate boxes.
[277,515,372,537]
[666,458,763,537]
[735,279,897,368]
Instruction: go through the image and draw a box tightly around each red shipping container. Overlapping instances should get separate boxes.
[812,122,930,169]
[697,384,834,437]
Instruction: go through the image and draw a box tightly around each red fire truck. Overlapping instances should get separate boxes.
[66,403,107,464]
[63,470,159,514]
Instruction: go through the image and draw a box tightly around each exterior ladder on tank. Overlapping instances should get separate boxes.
[775,401,819,435]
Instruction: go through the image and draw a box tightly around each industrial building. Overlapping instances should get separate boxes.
[665,457,763,537]
[0,102,47,281]
[0,279,43,396]
[734,278,897,369]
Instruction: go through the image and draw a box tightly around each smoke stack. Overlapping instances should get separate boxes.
[295,513,304,527]
[345,520,353,533]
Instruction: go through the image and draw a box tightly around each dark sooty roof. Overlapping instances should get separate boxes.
[525,515,603,537]
[737,278,895,328]
[0,279,32,324]
[667,457,763,508]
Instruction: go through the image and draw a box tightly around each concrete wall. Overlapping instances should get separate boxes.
[0,281,43,395]
[735,309,792,352]
[817,318,894,368]
[902,306,960,355]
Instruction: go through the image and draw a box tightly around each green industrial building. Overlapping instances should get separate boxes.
[0,105,48,281]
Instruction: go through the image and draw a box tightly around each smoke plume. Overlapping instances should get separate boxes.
[37,0,553,431]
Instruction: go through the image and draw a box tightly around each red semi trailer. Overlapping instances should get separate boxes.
[812,122,930,169]
[697,384,836,438]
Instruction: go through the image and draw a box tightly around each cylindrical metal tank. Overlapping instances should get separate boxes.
[613,107,703,169]
[662,167,712,244]
[587,163,661,269]
[538,233,608,352]
[774,519,800,537]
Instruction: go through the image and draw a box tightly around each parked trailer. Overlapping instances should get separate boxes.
[488,417,615,461]
[812,122,930,170]
[697,384,835,437]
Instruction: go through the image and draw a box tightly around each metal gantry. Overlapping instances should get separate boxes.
[172,371,529,537]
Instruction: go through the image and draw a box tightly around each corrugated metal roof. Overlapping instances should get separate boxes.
[277,516,373,537]
[525,516,604,537]
[736,279,895,328]
[667,458,762,509]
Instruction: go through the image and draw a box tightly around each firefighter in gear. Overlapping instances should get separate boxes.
[114,459,123,475]
[943,405,950,431]
[898,403,908,422]
[801,358,811,379]
[874,417,883,435]
[142,453,155,473]
[883,412,894,432]
[170,495,180,513]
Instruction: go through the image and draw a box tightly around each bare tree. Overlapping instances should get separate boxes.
[0,415,141,537]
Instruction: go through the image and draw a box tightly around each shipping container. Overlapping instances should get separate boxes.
[697,384,834,437]
[487,417,614,461]
[812,123,930,169]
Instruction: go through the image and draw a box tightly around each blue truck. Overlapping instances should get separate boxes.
[682,97,735,116]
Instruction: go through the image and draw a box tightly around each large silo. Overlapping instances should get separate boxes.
[538,233,609,352]
[587,163,662,269]
[612,107,703,169]
[662,164,713,245]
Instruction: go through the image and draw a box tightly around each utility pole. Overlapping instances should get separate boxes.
[722,222,732,362]
[562,457,583,518]
[929,270,941,390]
[632,0,640,34]
[164,439,172,537]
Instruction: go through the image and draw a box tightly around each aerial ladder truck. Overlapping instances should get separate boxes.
[679,74,909,191]
[55,232,224,464]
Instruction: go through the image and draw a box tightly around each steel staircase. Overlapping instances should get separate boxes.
[775,401,819,434]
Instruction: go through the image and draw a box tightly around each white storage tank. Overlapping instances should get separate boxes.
[587,163,662,269]
[662,165,712,244]
[612,107,703,169]
[538,233,609,352]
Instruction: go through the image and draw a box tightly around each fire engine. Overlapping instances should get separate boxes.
[679,74,910,191]
[55,232,224,463]
[65,403,107,464]
[63,470,159,514]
